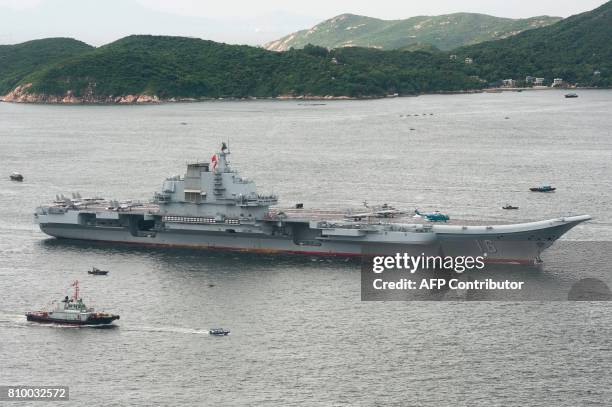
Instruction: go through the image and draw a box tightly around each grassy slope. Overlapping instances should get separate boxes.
[264,13,561,51]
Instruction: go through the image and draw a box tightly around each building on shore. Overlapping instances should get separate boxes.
[525,76,545,86]
[502,79,517,88]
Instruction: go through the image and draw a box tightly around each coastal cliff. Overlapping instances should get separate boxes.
[0,83,369,104]
[1,84,161,104]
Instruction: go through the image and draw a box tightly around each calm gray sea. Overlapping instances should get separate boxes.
[1,90,612,406]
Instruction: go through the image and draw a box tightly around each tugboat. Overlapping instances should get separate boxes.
[25,280,119,326]
[88,267,109,275]
[209,328,230,336]
[502,204,519,210]
[9,172,23,182]
[530,185,556,192]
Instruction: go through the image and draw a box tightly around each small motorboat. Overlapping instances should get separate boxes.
[209,328,230,336]
[565,93,578,98]
[88,267,109,275]
[530,186,556,192]
[502,204,519,210]
[9,172,23,182]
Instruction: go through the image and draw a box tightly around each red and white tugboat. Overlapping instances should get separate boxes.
[26,280,120,326]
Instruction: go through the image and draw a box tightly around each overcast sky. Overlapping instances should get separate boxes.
[0,0,607,46]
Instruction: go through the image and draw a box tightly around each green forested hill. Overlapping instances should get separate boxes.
[0,2,610,102]
[264,13,561,51]
[0,38,93,94]
[11,36,482,100]
[455,1,612,86]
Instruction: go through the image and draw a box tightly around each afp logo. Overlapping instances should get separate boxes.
[419,279,447,289]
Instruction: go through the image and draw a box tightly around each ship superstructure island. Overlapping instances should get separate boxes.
[35,143,590,264]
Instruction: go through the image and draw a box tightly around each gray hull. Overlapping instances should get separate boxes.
[39,219,584,263]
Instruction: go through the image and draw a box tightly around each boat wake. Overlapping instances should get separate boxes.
[122,325,211,336]
[1,313,213,334]
[0,312,27,326]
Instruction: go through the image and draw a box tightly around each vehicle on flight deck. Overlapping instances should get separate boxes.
[345,202,405,220]
[414,209,450,222]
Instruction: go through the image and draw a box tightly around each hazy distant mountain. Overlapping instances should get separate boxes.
[0,0,319,46]
[264,13,562,51]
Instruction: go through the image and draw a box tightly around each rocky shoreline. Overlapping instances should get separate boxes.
[0,92,473,104]
[0,83,382,104]
[0,87,390,104]
[1,83,599,105]
[0,83,481,105]
[0,84,164,104]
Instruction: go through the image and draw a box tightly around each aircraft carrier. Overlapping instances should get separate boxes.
[35,143,590,263]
